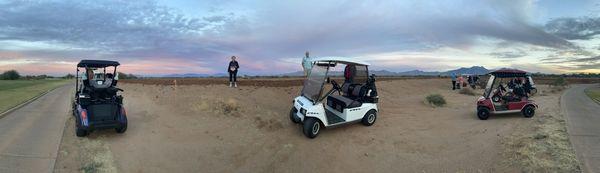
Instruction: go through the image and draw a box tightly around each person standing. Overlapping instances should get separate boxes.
[468,75,475,89]
[451,73,457,90]
[457,74,464,89]
[302,51,313,76]
[228,56,240,88]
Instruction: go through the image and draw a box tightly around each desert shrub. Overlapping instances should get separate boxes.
[426,94,446,107]
[63,74,75,79]
[117,72,138,79]
[550,77,568,87]
[81,162,102,173]
[212,99,240,117]
[22,75,52,80]
[0,70,20,80]
[459,87,477,96]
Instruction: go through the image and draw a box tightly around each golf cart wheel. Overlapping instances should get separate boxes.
[492,96,501,102]
[115,124,127,133]
[361,110,377,126]
[522,105,535,118]
[290,107,300,124]
[477,107,490,120]
[530,88,538,96]
[302,118,320,139]
[116,115,128,133]
[76,128,88,137]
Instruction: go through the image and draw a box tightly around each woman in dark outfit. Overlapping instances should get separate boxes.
[228,56,240,88]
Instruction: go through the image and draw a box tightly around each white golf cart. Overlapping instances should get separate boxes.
[290,57,379,138]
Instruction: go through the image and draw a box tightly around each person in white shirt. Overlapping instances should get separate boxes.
[302,51,313,76]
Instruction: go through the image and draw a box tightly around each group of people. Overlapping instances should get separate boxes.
[451,74,479,90]
[226,51,313,88]
[495,77,534,103]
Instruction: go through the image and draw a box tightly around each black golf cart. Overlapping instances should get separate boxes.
[72,60,127,137]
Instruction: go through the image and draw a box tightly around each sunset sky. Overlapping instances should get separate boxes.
[0,0,599,76]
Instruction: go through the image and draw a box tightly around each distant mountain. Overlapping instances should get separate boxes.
[372,66,490,76]
[394,70,441,76]
[279,66,489,77]
[280,71,305,77]
[163,73,227,78]
[442,66,490,76]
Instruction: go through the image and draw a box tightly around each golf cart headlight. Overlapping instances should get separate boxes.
[300,108,307,115]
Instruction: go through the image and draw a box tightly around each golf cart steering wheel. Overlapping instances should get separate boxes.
[330,80,341,95]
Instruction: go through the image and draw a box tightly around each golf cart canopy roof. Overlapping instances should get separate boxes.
[77,60,120,68]
[489,69,528,78]
[310,56,370,66]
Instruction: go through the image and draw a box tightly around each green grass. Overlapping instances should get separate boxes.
[0,79,70,113]
[584,87,600,104]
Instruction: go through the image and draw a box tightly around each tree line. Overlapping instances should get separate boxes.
[1,70,138,80]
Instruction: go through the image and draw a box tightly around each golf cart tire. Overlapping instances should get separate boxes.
[116,114,128,133]
[290,108,300,124]
[76,128,88,137]
[303,117,320,139]
[477,107,490,120]
[115,124,127,133]
[522,105,535,118]
[361,110,377,126]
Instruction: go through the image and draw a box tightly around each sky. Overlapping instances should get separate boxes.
[0,0,599,76]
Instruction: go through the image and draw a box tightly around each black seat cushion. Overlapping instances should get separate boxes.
[341,83,368,98]
[327,95,362,112]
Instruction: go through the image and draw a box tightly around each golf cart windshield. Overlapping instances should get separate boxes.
[301,64,329,103]
[483,75,495,98]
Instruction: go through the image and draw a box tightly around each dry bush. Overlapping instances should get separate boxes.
[215,99,240,117]
[425,94,446,107]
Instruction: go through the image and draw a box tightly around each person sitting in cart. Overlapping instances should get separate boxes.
[523,79,534,97]
[80,68,97,95]
[82,68,94,87]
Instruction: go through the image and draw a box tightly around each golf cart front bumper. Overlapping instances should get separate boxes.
[292,96,318,122]
[81,120,126,130]
[292,97,309,122]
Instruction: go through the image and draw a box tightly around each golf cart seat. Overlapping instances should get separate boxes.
[90,78,113,89]
[327,95,362,112]
[342,83,370,98]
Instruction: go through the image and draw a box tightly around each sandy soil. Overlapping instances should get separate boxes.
[54,78,574,172]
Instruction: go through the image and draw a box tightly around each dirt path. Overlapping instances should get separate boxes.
[55,79,574,172]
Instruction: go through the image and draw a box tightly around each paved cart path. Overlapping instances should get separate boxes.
[0,85,72,173]
[562,84,600,173]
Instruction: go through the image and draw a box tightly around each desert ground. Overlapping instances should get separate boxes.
[54,78,580,172]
